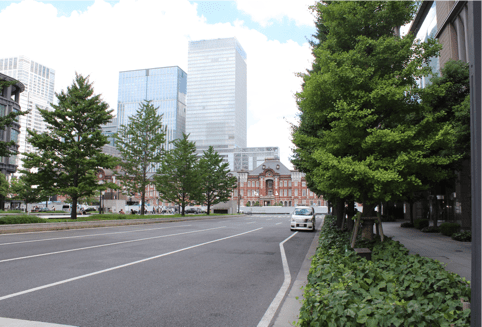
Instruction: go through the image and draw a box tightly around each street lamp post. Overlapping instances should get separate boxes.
[99,181,104,214]
[467,5,481,325]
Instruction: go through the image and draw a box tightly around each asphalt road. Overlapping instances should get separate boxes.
[0,214,319,327]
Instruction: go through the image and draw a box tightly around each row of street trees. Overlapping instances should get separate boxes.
[292,1,470,229]
[114,100,237,216]
[11,74,236,219]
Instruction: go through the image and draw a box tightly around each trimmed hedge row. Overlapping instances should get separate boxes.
[0,216,47,224]
[297,216,471,327]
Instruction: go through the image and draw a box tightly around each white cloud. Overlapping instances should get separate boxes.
[0,0,313,169]
[235,0,317,27]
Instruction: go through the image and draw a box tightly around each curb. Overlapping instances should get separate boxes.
[272,217,323,327]
[0,215,242,234]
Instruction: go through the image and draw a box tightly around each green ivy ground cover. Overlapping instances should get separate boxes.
[298,216,471,327]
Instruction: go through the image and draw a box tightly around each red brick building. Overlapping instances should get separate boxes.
[232,158,325,207]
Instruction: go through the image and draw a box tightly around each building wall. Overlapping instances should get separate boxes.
[186,37,247,150]
[0,56,55,175]
[0,73,24,176]
[117,66,187,152]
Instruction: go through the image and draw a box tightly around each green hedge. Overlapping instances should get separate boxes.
[0,216,47,224]
[414,218,429,230]
[297,216,471,327]
[440,222,461,237]
[452,231,471,242]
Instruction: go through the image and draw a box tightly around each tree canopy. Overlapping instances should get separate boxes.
[198,146,237,215]
[154,133,202,216]
[114,100,166,215]
[21,73,116,219]
[292,1,459,215]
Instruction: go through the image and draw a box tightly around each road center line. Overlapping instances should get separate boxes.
[257,232,298,327]
[0,227,263,302]
[276,222,282,225]
[0,225,192,246]
[0,226,225,264]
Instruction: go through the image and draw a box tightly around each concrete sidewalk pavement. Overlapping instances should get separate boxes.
[381,221,471,281]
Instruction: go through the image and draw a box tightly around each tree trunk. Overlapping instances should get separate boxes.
[335,198,345,229]
[409,200,414,225]
[71,197,77,219]
[207,198,211,215]
[346,200,355,231]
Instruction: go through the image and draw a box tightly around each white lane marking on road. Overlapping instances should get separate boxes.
[0,227,263,302]
[246,222,256,224]
[276,222,282,225]
[0,226,225,264]
[257,232,298,327]
[0,225,192,246]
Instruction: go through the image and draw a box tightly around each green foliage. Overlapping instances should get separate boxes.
[292,1,458,214]
[21,73,116,219]
[154,133,202,216]
[0,215,47,224]
[452,231,471,242]
[298,216,471,327]
[114,100,166,215]
[0,173,9,197]
[10,175,49,210]
[198,146,237,215]
[400,222,414,228]
[414,219,429,230]
[440,222,461,237]
[245,202,251,207]
[421,59,470,161]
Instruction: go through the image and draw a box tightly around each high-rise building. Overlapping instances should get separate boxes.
[0,73,24,176]
[117,66,187,151]
[0,56,55,174]
[186,37,247,150]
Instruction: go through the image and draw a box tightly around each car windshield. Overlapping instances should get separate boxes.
[294,208,311,216]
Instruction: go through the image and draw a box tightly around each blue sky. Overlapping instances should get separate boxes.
[0,0,316,168]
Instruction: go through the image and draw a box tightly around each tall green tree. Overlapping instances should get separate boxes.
[114,100,166,215]
[10,175,48,214]
[0,173,9,210]
[21,73,116,219]
[198,146,237,215]
[0,80,28,157]
[292,1,459,218]
[154,133,201,216]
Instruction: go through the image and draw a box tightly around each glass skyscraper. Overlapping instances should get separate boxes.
[0,56,55,175]
[186,37,247,150]
[117,66,187,151]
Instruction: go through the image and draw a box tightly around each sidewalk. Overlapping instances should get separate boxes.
[381,221,471,281]
[272,219,472,327]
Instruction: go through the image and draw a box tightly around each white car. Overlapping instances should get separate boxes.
[290,206,316,232]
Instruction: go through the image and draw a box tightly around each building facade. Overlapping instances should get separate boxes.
[232,158,325,207]
[0,56,55,174]
[186,37,247,151]
[0,73,24,176]
[117,66,187,152]
[407,0,471,228]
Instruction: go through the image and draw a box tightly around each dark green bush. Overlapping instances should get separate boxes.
[421,226,440,233]
[297,216,471,327]
[413,218,429,230]
[0,216,47,224]
[452,231,471,242]
[380,215,396,222]
[400,222,413,228]
[440,222,461,236]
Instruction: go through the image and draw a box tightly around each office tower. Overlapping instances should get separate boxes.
[0,73,24,176]
[117,66,187,151]
[187,37,247,150]
[0,56,55,174]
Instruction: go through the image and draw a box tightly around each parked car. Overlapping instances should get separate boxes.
[185,207,202,214]
[290,206,316,232]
